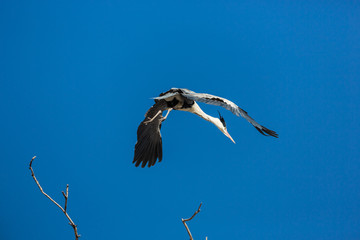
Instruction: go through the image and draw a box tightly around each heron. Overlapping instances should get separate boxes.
[133,88,278,168]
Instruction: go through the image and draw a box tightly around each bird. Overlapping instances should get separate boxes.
[133,88,278,168]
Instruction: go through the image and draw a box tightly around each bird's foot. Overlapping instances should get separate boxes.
[143,110,162,125]
[143,118,151,125]
[163,109,172,120]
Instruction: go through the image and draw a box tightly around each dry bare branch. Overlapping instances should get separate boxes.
[62,184,69,212]
[29,156,80,240]
[182,203,203,240]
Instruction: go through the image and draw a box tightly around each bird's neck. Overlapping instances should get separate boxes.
[189,102,219,126]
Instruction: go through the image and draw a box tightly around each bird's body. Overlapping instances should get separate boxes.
[133,88,278,168]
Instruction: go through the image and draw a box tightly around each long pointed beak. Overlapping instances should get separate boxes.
[224,129,236,144]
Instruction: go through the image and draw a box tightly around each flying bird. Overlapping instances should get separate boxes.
[133,88,278,168]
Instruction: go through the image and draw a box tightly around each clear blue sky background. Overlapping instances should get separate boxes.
[1,1,359,239]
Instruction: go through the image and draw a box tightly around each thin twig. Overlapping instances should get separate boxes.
[29,156,80,240]
[62,184,69,212]
[182,203,202,240]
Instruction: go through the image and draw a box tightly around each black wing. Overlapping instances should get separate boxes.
[133,100,168,167]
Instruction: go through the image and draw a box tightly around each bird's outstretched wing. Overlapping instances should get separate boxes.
[153,88,190,101]
[181,91,278,138]
[133,100,168,167]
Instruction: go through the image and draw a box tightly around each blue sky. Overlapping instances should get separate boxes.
[1,0,359,239]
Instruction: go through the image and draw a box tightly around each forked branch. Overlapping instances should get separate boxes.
[29,156,80,240]
[182,203,203,240]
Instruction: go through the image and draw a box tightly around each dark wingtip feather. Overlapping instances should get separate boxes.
[255,126,278,138]
[133,158,142,167]
[133,131,164,168]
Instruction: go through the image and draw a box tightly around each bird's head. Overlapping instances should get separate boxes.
[215,111,236,144]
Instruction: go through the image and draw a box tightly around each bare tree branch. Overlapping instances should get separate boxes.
[29,156,80,240]
[62,184,69,212]
[182,203,203,240]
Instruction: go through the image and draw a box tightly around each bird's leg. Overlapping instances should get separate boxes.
[162,109,172,120]
[144,110,162,125]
